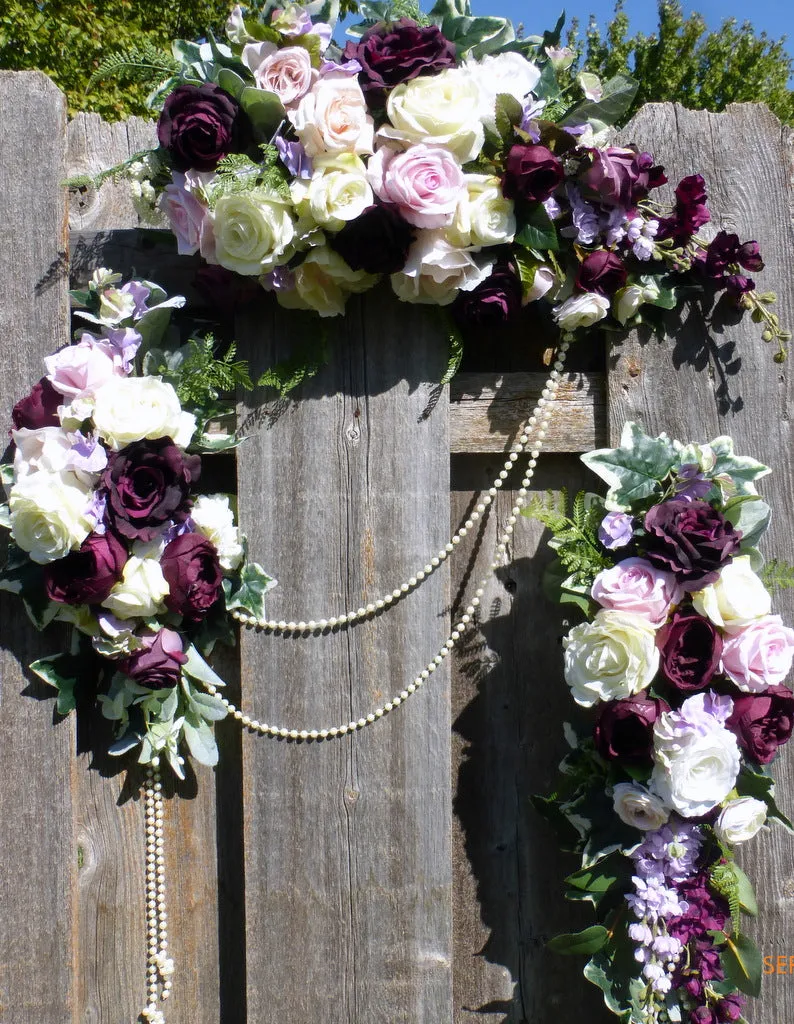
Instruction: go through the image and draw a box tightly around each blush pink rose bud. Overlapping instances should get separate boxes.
[721,614,794,692]
[367,144,464,229]
[591,557,683,628]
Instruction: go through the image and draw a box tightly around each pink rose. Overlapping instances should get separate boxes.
[289,76,374,156]
[721,615,794,692]
[160,173,209,256]
[44,338,120,398]
[368,144,465,229]
[591,557,683,627]
[242,42,316,106]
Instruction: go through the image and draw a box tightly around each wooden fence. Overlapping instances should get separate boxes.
[1,70,793,1024]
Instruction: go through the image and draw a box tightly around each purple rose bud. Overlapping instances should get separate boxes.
[598,511,634,550]
[691,1008,718,1024]
[43,531,127,605]
[451,263,522,328]
[716,994,745,1023]
[593,693,670,764]
[726,685,794,764]
[738,240,764,272]
[119,628,187,690]
[158,83,252,172]
[575,249,627,296]
[642,498,740,590]
[160,533,223,622]
[726,273,755,296]
[329,203,415,275]
[502,144,564,204]
[11,377,62,431]
[657,609,723,693]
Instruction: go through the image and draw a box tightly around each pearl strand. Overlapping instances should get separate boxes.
[140,764,173,1024]
[230,354,572,636]
[199,340,571,737]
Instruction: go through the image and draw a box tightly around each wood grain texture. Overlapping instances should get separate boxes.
[450,372,605,453]
[0,71,75,1024]
[610,103,794,1023]
[236,288,453,1023]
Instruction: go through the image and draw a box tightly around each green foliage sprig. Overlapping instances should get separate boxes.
[760,558,794,592]
[175,335,253,406]
[522,488,611,589]
[86,41,180,91]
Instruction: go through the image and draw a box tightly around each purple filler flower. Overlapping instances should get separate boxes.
[275,137,313,179]
[599,510,634,549]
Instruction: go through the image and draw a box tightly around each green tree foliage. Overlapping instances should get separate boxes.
[566,0,794,126]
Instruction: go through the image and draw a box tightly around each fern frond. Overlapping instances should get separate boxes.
[761,558,794,592]
[176,336,253,408]
[209,152,290,205]
[523,488,610,588]
[710,862,742,938]
[88,43,180,91]
[257,326,330,397]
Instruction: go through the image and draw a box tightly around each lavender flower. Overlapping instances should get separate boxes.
[274,137,313,179]
[561,185,600,245]
[598,510,634,549]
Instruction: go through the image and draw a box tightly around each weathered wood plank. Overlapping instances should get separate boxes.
[450,372,605,453]
[611,103,794,1024]
[236,289,453,1022]
[0,71,75,1024]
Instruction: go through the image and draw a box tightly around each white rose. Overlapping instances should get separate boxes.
[92,376,196,451]
[391,231,494,306]
[652,711,741,818]
[291,153,373,230]
[12,427,72,478]
[289,76,374,156]
[380,69,485,162]
[613,285,645,326]
[562,609,660,707]
[714,798,767,845]
[213,193,296,276]
[101,556,169,620]
[446,174,516,249]
[191,495,244,572]
[692,555,771,629]
[276,247,377,318]
[9,470,92,564]
[612,783,670,832]
[464,52,540,130]
[524,265,557,304]
[553,292,611,331]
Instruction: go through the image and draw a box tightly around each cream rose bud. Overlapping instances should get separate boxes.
[720,614,794,692]
[391,231,494,306]
[191,494,244,572]
[446,173,516,248]
[9,470,92,564]
[563,610,660,707]
[92,376,196,451]
[613,284,645,325]
[612,783,670,831]
[553,292,611,331]
[101,556,169,620]
[524,265,556,304]
[291,153,373,231]
[591,558,683,628]
[380,69,485,163]
[692,555,771,629]
[276,247,377,318]
[242,42,316,106]
[290,76,374,156]
[367,144,465,230]
[464,51,541,130]
[213,193,296,277]
[714,797,767,845]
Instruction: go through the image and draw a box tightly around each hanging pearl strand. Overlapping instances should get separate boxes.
[198,337,572,739]
[140,764,174,1024]
[230,341,573,636]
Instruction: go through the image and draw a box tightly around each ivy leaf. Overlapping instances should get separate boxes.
[29,652,86,716]
[721,932,763,997]
[581,421,678,510]
[428,0,515,58]
[515,203,559,251]
[708,436,771,497]
[224,562,278,620]
[547,925,609,956]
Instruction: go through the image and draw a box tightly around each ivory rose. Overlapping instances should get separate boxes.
[446,173,516,248]
[276,247,377,318]
[612,782,670,831]
[9,470,93,564]
[191,494,244,572]
[390,231,493,306]
[692,555,771,628]
[242,42,316,106]
[291,153,373,230]
[714,798,767,845]
[562,610,660,707]
[553,292,610,331]
[464,51,541,130]
[367,144,465,229]
[212,193,296,276]
[289,76,374,156]
[92,377,196,451]
[101,555,170,620]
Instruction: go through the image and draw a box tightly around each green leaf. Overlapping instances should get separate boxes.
[182,644,228,690]
[732,862,759,917]
[0,503,10,530]
[0,463,14,486]
[736,768,794,831]
[722,932,763,997]
[239,86,286,143]
[565,857,621,895]
[494,92,523,144]
[224,562,278,620]
[583,952,633,1015]
[534,59,560,102]
[182,717,220,767]
[515,204,559,251]
[217,67,248,99]
[428,0,515,58]
[561,73,639,129]
[581,421,677,510]
[171,39,203,66]
[29,652,85,715]
[724,496,771,548]
[547,925,609,956]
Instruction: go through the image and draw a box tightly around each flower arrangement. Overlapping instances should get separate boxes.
[0,270,273,777]
[84,0,788,383]
[530,423,794,1024]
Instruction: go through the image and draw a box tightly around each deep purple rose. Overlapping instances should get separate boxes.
[657,609,723,693]
[43,530,127,605]
[452,263,522,328]
[329,203,415,274]
[579,146,666,207]
[161,533,223,622]
[502,144,564,204]
[642,499,740,590]
[158,83,251,172]
[575,250,627,296]
[343,19,456,106]
[593,693,670,764]
[657,174,710,242]
[120,628,187,690]
[103,438,201,542]
[11,377,61,431]
[726,685,794,764]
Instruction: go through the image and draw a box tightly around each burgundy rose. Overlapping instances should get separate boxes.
[329,203,415,274]
[343,19,456,106]
[11,377,61,431]
[642,499,740,590]
[579,147,665,207]
[657,174,710,241]
[593,693,670,765]
[157,83,251,172]
[452,263,522,328]
[43,531,127,605]
[502,144,564,204]
[726,685,794,764]
[160,533,223,622]
[575,250,627,296]
[120,628,187,690]
[103,438,201,542]
[657,609,723,693]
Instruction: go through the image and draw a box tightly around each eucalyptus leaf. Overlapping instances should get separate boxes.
[182,644,228,690]
[722,932,763,997]
[183,718,220,767]
[30,652,86,715]
[724,497,771,548]
[547,925,609,956]
[581,421,677,510]
[159,686,179,721]
[239,86,286,143]
[108,732,143,757]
